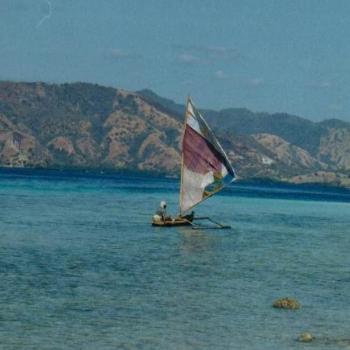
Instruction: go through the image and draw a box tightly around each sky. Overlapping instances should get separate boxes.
[1,0,350,121]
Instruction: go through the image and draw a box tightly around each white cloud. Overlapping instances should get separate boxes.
[248,78,265,87]
[308,81,331,89]
[319,81,331,88]
[180,79,193,86]
[174,45,240,65]
[177,53,200,64]
[200,45,240,60]
[36,0,52,28]
[110,49,140,60]
[214,70,227,80]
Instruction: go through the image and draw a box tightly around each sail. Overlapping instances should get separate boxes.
[179,97,236,214]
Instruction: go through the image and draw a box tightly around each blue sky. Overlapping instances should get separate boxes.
[1,0,350,121]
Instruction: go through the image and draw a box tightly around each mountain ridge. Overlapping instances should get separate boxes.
[138,89,350,156]
[1,81,349,187]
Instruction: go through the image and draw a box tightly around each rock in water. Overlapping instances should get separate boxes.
[272,297,300,310]
[298,332,314,343]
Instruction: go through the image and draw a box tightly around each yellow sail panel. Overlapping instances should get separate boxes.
[179,98,235,214]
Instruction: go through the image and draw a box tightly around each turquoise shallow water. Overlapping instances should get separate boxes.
[0,170,350,349]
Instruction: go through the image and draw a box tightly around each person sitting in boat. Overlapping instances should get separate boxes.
[153,201,169,222]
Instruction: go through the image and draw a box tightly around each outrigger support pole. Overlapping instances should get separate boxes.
[188,216,231,230]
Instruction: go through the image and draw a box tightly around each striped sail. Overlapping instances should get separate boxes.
[179,97,236,214]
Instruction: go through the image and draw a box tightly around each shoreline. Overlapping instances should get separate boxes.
[1,165,350,195]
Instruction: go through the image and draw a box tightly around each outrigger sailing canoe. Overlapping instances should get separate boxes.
[152,97,236,229]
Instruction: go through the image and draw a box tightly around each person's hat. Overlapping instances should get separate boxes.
[160,201,167,208]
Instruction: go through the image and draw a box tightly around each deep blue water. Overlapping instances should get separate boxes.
[0,169,350,349]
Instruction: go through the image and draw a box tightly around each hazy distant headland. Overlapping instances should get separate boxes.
[0,81,350,187]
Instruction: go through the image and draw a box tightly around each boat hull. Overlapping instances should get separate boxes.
[152,216,192,227]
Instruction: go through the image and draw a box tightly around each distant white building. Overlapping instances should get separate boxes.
[262,156,274,165]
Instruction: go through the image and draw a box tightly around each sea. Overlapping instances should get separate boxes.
[0,169,349,350]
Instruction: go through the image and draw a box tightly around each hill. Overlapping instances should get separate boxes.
[0,81,349,187]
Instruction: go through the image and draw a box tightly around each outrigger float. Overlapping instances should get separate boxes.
[152,97,236,230]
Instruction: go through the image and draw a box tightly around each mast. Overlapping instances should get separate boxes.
[178,96,191,215]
